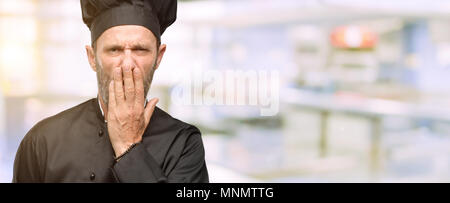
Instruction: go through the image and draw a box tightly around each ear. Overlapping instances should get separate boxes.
[154,44,166,70]
[85,45,97,72]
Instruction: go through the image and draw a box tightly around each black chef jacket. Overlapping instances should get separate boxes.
[12,98,209,183]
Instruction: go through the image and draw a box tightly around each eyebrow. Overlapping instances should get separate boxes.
[103,43,151,51]
[133,43,150,50]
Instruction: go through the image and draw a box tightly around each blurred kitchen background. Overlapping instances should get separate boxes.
[3,0,450,182]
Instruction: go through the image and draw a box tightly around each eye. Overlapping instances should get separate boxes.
[134,48,150,55]
[136,48,149,52]
[106,47,122,54]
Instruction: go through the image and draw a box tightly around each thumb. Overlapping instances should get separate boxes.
[144,98,159,125]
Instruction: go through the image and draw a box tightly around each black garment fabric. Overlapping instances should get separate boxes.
[13,98,209,183]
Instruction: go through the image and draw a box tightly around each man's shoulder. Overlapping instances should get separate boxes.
[24,99,96,140]
[146,107,204,162]
[150,106,201,136]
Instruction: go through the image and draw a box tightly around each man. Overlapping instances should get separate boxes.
[12,0,209,183]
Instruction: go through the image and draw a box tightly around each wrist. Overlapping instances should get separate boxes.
[113,138,141,155]
[113,141,141,162]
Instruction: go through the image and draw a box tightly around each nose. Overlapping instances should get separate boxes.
[120,49,136,70]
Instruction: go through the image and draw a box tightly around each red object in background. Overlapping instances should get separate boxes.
[330,26,377,49]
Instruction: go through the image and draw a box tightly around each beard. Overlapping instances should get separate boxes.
[96,57,156,108]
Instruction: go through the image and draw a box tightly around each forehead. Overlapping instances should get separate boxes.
[97,25,156,46]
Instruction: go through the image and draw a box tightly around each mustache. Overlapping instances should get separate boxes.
[95,60,156,108]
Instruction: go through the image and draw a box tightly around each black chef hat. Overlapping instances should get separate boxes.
[81,0,177,44]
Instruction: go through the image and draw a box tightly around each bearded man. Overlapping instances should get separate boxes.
[12,0,209,183]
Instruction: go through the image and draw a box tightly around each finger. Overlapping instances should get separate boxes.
[144,98,159,125]
[107,81,116,121]
[114,67,125,105]
[133,68,145,107]
[108,81,116,108]
[123,66,135,105]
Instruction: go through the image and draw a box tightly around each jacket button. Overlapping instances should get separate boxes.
[98,129,103,137]
[90,172,96,181]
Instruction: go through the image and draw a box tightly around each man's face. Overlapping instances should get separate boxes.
[89,25,163,108]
